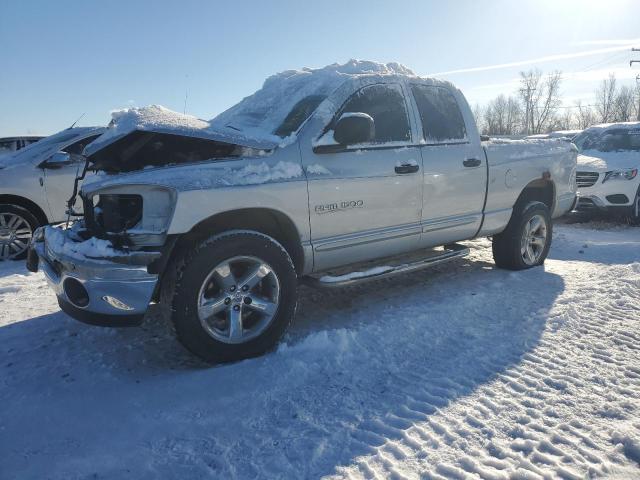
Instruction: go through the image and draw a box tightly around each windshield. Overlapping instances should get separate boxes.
[574,128,640,153]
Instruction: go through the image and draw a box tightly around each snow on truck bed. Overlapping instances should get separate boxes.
[2,222,640,479]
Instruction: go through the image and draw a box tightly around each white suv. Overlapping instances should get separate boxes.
[0,127,104,260]
[574,123,640,223]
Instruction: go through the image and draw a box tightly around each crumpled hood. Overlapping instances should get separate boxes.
[84,105,279,157]
[577,150,640,172]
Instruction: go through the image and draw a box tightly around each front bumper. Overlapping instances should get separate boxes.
[576,172,639,213]
[27,226,160,327]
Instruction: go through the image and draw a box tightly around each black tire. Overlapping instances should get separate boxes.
[169,230,298,363]
[492,201,552,270]
[628,186,640,226]
[0,204,41,261]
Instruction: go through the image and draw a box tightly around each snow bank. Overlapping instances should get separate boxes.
[86,60,416,157]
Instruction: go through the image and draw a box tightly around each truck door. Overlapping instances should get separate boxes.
[409,83,487,246]
[300,82,423,271]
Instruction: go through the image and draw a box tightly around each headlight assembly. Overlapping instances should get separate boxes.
[603,168,638,183]
[82,184,177,246]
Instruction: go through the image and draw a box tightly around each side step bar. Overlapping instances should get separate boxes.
[303,243,470,288]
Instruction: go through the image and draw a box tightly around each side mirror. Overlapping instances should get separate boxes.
[42,151,72,169]
[333,112,375,145]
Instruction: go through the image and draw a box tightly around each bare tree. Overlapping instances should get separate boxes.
[482,94,522,135]
[471,103,484,133]
[594,74,617,123]
[614,85,635,122]
[574,100,596,129]
[518,69,562,134]
[555,108,575,131]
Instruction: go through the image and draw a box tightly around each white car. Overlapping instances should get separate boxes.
[573,123,640,223]
[0,127,104,260]
[0,136,44,157]
[525,130,582,141]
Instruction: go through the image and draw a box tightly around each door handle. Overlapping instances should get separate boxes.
[463,158,482,167]
[395,163,420,174]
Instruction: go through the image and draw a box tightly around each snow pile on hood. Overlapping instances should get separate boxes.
[578,151,640,171]
[85,60,416,156]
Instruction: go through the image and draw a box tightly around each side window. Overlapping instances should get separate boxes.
[275,95,326,138]
[338,84,411,143]
[0,140,15,154]
[63,134,101,156]
[411,84,467,143]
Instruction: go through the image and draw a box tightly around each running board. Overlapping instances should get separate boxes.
[303,243,470,288]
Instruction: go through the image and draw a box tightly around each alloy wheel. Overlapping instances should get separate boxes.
[0,213,32,260]
[197,256,280,344]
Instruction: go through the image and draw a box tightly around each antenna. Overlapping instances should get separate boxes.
[183,74,189,114]
[69,112,85,129]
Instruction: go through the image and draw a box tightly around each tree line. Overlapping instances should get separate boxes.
[473,70,640,136]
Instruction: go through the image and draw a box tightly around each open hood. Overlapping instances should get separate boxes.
[84,106,279,173]
[85,105,279,157]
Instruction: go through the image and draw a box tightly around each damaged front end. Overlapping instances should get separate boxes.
[27,179,179,326]
[27,223,163,326]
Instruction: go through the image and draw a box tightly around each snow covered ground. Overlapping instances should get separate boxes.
[1,222,639,479]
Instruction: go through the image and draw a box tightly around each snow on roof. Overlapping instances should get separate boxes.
[85,60,419,156]
[583,121,640,133]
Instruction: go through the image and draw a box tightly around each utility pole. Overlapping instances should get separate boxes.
[520,85,536,135]
[631,48,640,120]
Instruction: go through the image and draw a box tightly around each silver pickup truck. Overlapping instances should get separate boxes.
[28,62,577,362]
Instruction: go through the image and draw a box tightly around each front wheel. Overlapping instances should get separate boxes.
[492,201,552,270]
[169,230,298,363]
[0,204,41,261]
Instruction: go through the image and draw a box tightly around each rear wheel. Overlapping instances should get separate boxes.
[170,230,298,363]
[0,204,40,261]
[492,201,552,270]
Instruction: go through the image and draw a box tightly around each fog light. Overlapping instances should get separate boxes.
[102,295,134,311]
[63,278,89,308]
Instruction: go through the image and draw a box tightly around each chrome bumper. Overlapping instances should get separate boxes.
[28,226,160,327]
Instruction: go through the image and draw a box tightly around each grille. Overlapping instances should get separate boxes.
[576,171,599,188]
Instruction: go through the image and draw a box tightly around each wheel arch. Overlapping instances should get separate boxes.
[514,178,555,213]
[173,207,305,275]
[0,194,48,225]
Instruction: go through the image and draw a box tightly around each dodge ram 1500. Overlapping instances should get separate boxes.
[27,61,577,362]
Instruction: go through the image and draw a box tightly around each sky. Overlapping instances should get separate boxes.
[1,0,640,136]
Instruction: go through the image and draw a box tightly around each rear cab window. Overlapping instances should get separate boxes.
[411,84,467,144]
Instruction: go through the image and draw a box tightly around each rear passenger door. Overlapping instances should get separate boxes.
[410,84,487,246]
[301,82,423,271]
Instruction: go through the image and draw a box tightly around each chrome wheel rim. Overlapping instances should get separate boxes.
[0,213,32,260]
[521,214,547,266]
[197,255,280,344]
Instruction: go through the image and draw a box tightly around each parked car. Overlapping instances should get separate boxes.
[525,130,582,141]
[0,127,104,260]
[0,136,44,157]
[572,122,640,223]
[27,62,577,362]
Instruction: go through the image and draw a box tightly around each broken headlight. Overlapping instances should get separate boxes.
[83,184,176,247]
